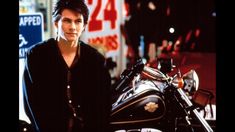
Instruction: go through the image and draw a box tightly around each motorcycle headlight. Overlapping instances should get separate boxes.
[182,70,199,97]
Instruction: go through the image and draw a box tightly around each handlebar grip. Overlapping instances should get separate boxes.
[115,59,144,91]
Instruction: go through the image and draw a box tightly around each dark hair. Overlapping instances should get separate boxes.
[52,0,89,24]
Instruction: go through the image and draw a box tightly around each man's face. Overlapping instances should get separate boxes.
[55,9,85,42]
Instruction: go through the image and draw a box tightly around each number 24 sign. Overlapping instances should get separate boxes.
[87,0,117,32]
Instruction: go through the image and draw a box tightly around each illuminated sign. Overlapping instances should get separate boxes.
[82,0,122,57]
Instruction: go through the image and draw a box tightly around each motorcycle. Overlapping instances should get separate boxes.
[20,58,215,132]
[110,59,214,132]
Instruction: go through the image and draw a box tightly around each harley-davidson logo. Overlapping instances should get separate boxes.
[144,102,159,113]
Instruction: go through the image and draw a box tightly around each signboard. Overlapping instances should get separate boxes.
[19,13,44,58]
[82,0,123,57]
[19,13,44,123]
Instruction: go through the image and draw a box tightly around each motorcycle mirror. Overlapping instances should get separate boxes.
[157,58,175,74]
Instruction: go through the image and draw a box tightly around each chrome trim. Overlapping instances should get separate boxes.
[110,116,163,125]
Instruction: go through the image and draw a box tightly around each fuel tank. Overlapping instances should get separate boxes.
[111,80,167,125]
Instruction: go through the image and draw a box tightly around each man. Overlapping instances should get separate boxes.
[23,0,111,131]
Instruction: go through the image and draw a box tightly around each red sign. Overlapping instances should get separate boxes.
[82,0,122,57]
